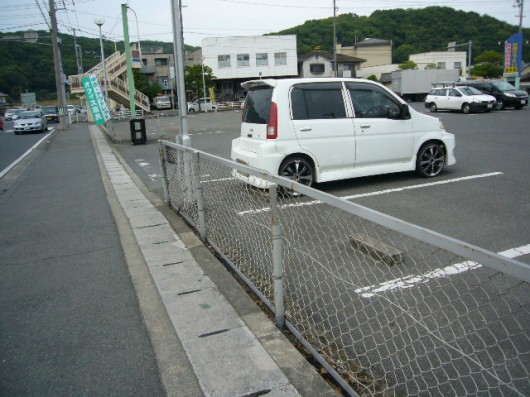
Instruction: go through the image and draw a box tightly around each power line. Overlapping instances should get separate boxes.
[35,0,51,30]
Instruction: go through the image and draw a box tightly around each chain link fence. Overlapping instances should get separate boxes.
[160,140,530,397]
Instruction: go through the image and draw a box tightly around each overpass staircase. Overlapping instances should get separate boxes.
[69,50,151,113]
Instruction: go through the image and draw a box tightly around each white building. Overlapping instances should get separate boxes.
[409,51,467,76]
[201,35,298,100]
[202,35,298,79]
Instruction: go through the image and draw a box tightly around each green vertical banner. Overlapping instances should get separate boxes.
[81,75,110,125]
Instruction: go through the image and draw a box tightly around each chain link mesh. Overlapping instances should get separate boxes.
[161,142,529,397]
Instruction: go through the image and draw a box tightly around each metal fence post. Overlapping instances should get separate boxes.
[270,184,285,328]
[158,142,171,207]
[192,150,206,242]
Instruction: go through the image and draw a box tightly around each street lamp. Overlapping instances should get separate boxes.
[126,5,142,58]
[94,18,110,111]
[201,57,207,112]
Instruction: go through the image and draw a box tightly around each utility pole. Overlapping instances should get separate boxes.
[516,0,524,34]
[49,0,68,128]
[122,4,136,117]
[171,0,190,146]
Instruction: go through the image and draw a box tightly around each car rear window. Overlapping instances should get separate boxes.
[243,87,273,124]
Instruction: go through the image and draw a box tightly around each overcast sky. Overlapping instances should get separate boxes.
[1,0,528,47]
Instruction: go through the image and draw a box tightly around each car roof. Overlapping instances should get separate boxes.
[241,77,380,90]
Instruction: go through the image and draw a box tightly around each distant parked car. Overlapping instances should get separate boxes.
[458,79,528,110]
[4,108,24,121]
[188,98,217,112]
[14,110,48,134]
[425,85,496,114]
[67,104,82,114]
[41,105,59,123]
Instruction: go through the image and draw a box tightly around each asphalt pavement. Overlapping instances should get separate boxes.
[0,122,338,396]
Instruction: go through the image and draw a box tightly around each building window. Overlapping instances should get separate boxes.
[437,62,446,69]
[454,61,462,73]
[237,53,250,67]
[155,58,168,66]
[218,55,231,68]
[274,52,287,66]
[157,76,169,87]
[142,59,148,66]
[310,63,325,74]
[256,53,268,66]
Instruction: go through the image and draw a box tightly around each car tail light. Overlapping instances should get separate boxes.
[267,102,278,139]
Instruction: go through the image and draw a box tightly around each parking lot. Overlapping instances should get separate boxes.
[113,103,530,265]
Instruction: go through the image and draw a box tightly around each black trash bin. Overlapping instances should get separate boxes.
[130,118,146,145]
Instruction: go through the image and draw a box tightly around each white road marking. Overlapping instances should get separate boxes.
[237,172,504,216]
[135,159,161,182]
[0,131,53,179]
[355,244,530,298]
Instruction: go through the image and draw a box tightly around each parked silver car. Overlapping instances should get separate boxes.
[4,108,25,121]
[14,110,48,134]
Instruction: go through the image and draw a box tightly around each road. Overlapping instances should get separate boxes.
[113,104,530,263]
[0,119,57,178]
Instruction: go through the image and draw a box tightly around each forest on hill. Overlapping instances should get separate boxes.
[0,6,528,102]
[273,6,529,64]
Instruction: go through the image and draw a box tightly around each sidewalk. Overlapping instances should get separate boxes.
[1,123,339,396]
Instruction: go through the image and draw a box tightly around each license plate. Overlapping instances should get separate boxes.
[522,100,527,105]
[487,104,492,108]
[25,127,30,130]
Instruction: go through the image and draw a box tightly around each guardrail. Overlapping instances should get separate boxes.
[159,140,530,397]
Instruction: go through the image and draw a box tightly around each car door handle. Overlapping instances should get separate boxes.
[300,127,312,132]
[360,124,370,128]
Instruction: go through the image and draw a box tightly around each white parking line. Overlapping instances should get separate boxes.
[237,172,504,216]
[355,244,530,298]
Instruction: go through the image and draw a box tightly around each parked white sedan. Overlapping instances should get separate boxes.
[14,110,48,134]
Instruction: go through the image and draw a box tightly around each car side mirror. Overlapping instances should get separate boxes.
[389,104,411,120]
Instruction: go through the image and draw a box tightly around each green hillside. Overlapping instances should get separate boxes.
[273,6,529,63]
[0,32,197,102]
[1,6,528,102]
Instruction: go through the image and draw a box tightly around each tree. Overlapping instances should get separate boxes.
[133,69,162,102]
[367,74,379,82]
[393,44,417,64]
[425,63,437,70]
[474,50,503,65]
[470,50,503,78]
[184,64,215,100]
[399,60,418,70]
[470,63,503,78]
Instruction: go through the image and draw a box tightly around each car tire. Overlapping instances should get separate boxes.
[279,156,315,196]
[429,103,437,112]
[15,131,19,135]
[461,103,471,114]
[416,142,445,178]
[495,99,505,110]
[188,108,195,113]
